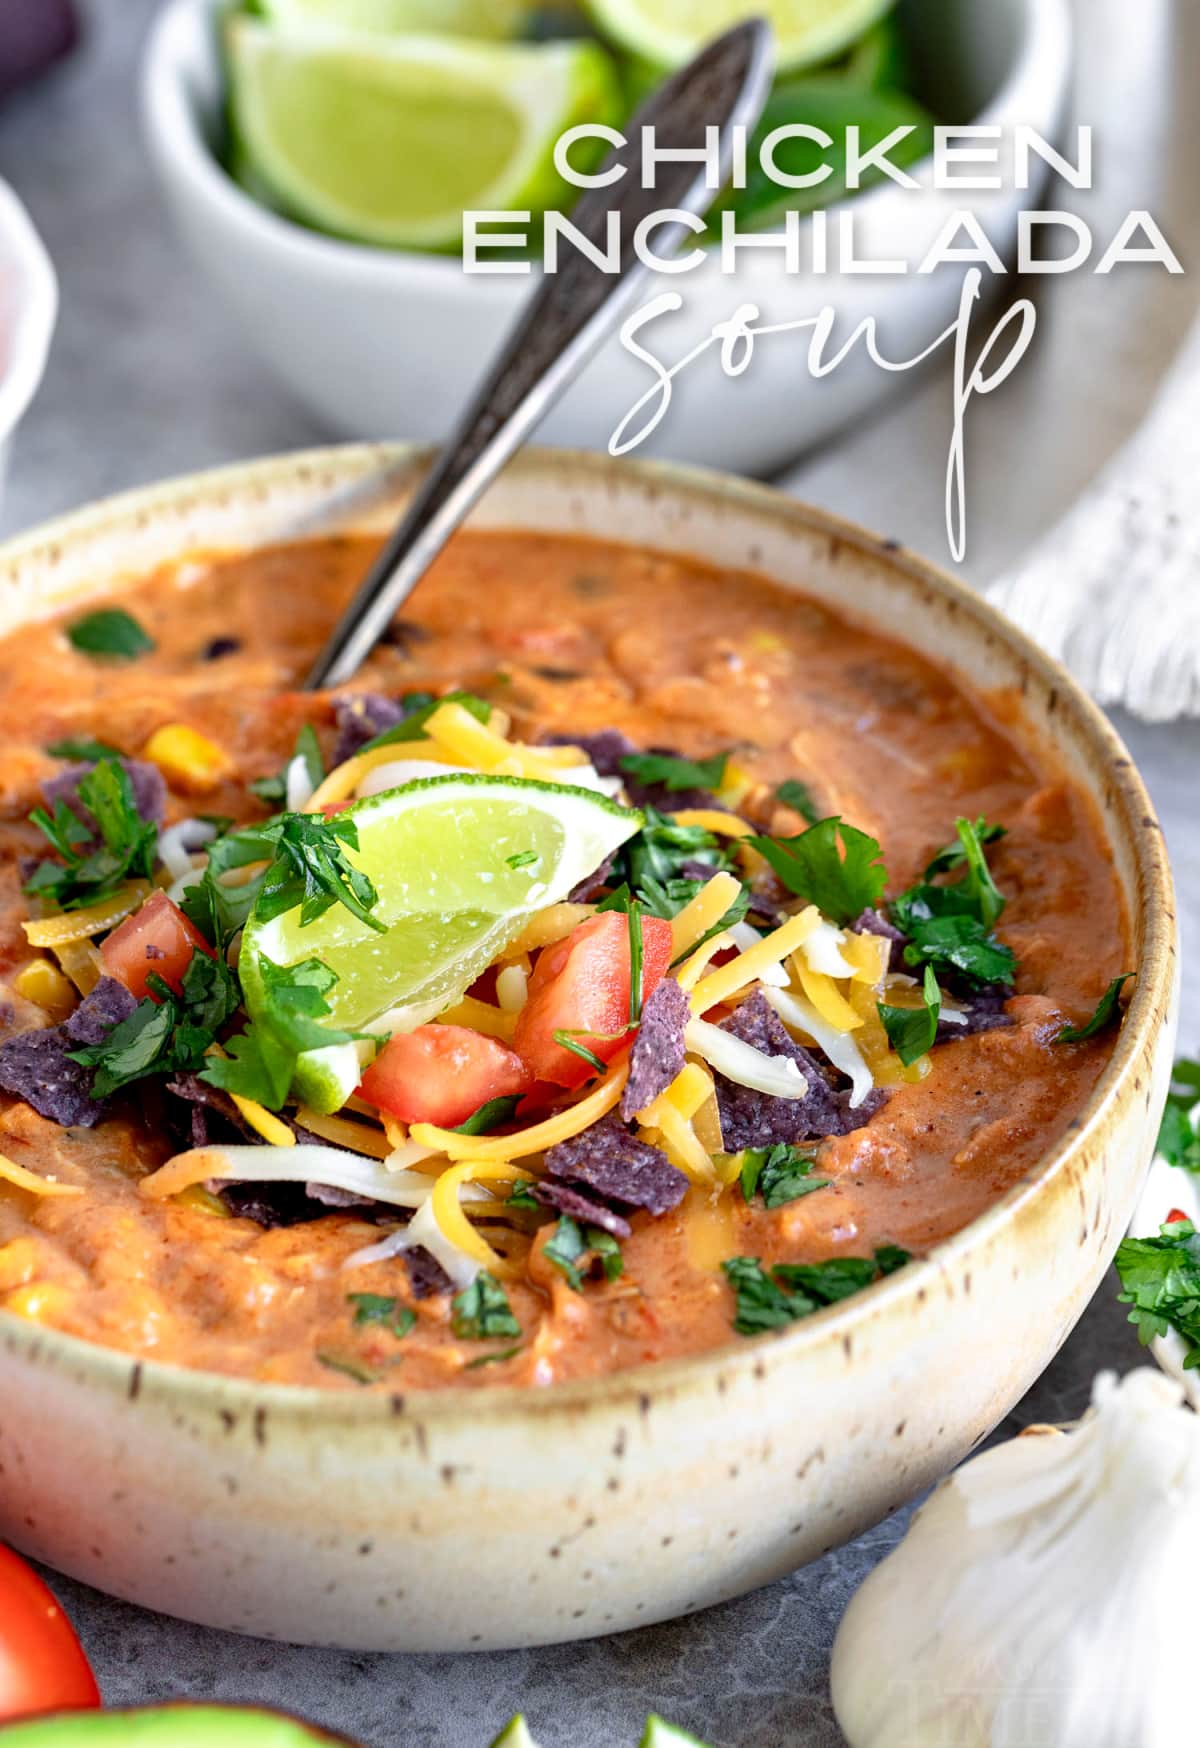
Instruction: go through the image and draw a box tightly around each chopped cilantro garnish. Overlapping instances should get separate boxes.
[669,882,750,965]
[619,749,729,794]
[552,1030,608,1075]
[179,820,280,951]
[737,1143,829,1208]
[250,723,325,805]
[750,816,887,925]
[255,812,383,934]
[45,736,121,762]
[68,950,240,1097]
[453,1094,521,1135]
[600,869,750,965]
[360,690,491,755]
[775,779,820,826]
[1056,973,1134,1044]
[1115,1219,1200,1368]
[25,757,158,911]
[543,1216,624,1290]
[451,1271,520,1341]
[723,1246,910,1335]
[924,816,1007,881]
[507,1179,540,1212]
[890,819,1014,988]
[201,954,354,1110]
[67,607,155,661]
[464,1344,524,1369]
[612,806,735,896]
[877,965,942,1066]
[506,850,539,870]
[348,1293,415,1340]
[316,1351,382,1385]
[1155,1058,1200,1171]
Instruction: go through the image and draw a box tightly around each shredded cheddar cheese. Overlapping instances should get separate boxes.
[675,931,735,992]
[669,871,743,961]
[505,903,596,958]
[294,1108,392,1159]
[430,1160,527,1278]
[792,961,863,1033]
[52,940,103,996]
[437,995,517,1042]
[0,1152,82,1199]
[23,881,152,948]
[669,810,755,839]
[689,907,819,1015]
[229,1096,296,1148]
[413,1061,629,1161]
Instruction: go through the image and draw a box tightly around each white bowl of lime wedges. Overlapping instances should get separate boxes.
[142,0,1070,475]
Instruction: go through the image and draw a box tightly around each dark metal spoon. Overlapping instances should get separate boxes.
[305,18,773,691]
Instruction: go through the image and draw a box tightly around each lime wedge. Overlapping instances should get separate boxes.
[584,0,897,73]
[239,775,642,1112]
[226,18,622,249]
[254,0,532,37]
[489,1720,544,1748]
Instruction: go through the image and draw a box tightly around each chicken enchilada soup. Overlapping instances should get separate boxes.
[0,531,1131,1388]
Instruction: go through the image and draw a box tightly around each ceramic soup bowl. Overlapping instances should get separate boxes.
[0,446,1176,1650]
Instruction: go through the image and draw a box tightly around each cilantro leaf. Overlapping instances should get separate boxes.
[348,1293,415,1340]
[46,737,121,762]
[361,691,492,755]
[1056,973,1134,1044]
[748,816,887,926]
[612,806,735,895]
[179,821,280,951]
[877,965,942,1066]
[948,817,1006,930]
[507,1179,540,1212]
[776,779,820,826]
[619,749,729,794]
[506,851,539,870]
[201,954,354,1110]
[317,1351,382,1385]
[25,757,159,911]
[453,1095,521,1135]
[723,1246,910,1335]
[451,1272,520,1341]
[924,816,1007,881]
[67,607,155,660]
[738,1143,829,1208]
[898,910,1016,989]
[543,1216,623,1291]
[1156,1058,1200,1171]
[254,812,384,934]
[1115,1219,1200,1367]
[250,723,325,805]
[67,950,240,1098]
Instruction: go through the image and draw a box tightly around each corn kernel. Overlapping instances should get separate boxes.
[142,724,234,792]
[172,1184,231,1218]
[4,1281,71,1322]
[0,1237,40,1292]
[14,958,77,1023]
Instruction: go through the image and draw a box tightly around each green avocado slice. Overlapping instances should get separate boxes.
[0,1705,361,1746]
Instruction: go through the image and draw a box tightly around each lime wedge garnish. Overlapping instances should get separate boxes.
[239,775,642,1112]
[584,0,896,72]
[255,0,531,36]
[226,18,622,249]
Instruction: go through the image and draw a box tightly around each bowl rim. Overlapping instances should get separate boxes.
[140,0,1071,294]
[0,440,1173,1427]
[0,177,57,448]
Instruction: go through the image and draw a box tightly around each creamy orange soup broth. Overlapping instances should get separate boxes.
[0,532,1127,1388]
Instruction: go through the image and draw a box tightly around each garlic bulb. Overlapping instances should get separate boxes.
[831,1369,1200,1748]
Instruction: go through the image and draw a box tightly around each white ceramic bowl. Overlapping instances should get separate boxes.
[141,0,1070,474]
[0,178,57,518]
[0,444,1177,1652]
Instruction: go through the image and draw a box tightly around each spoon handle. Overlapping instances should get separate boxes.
[305,19,773,690]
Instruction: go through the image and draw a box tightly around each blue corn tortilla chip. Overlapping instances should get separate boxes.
[936,987,1014,1043]
[404,1246,452,1299]
[42,758,166,832]
[0,977,136,1128]
[568,849,616,904]
[621,976,688,1121]
[714,990,887,1151]
[532,1178,632,1239]
[332,693,408,764]
[544,1113,687,1216]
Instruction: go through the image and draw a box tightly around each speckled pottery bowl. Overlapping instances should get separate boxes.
[0,447,1178,1651]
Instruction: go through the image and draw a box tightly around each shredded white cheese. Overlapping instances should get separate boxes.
[684,1015,809,1100]
[762,985,876,1109]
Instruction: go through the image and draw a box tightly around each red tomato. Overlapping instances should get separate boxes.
[513,911,674,1088]
[100,890,215,1001]
[1167,1208,1191,1225]
[0,1544,99,1721]
[359,1025,532,1128]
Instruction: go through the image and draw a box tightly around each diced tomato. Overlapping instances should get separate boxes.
[100,890,215,1001]
[1167,1208,1191,1225]
[358,1024,532,1128]
[0,1542,100,1721]
[513,911,674,1088]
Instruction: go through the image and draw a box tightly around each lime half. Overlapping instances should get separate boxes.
[584,0,896,72]
[227,18,622,249]
[240,775,642,1111]
[255,0,532,37]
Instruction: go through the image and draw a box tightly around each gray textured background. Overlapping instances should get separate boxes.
[0,3,1197,1743]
